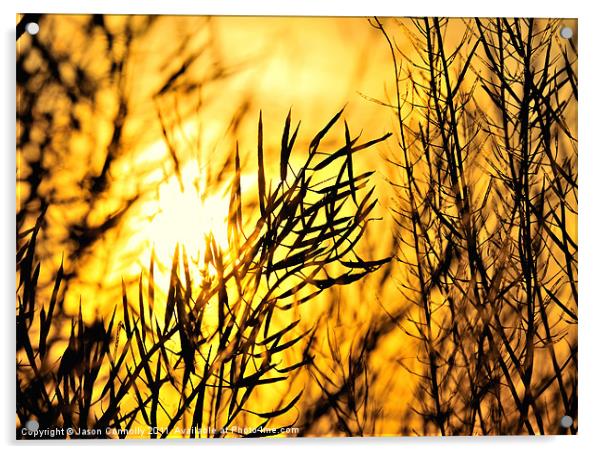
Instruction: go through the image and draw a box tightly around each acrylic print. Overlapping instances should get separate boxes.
[16,14,577,438]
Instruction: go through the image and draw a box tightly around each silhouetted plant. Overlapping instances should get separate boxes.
[374,17,577,435]
[16,110,390,438]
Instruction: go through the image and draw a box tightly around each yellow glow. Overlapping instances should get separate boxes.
[145,164,228,271]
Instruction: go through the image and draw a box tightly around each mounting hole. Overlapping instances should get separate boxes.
[25,22,40,36]
[560,415,573,428]
[560,26,573,39]
[25,419,39,432]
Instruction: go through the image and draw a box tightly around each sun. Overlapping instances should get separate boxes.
[115,118,257,295]
[143,162,231,283]
[151,173,227,261]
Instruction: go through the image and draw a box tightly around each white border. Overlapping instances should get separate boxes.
[3,2,600,454]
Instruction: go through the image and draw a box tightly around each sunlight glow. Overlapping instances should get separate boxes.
[144,162,230,280]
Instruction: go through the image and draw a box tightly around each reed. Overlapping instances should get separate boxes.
[374,17,577,435]
[16,109,390,438]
